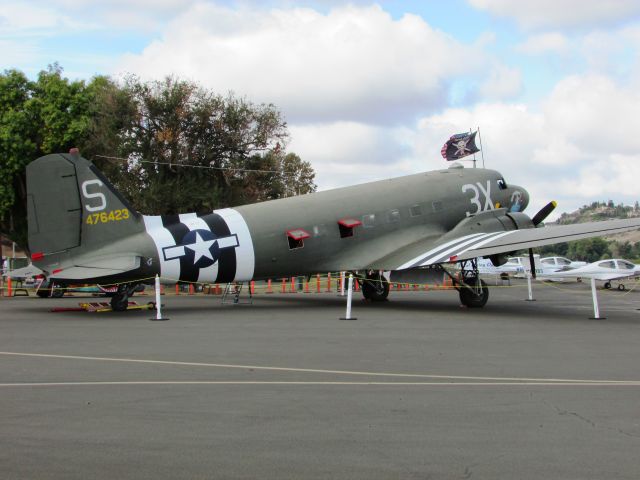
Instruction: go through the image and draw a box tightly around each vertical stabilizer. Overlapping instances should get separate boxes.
[27,152,144,258]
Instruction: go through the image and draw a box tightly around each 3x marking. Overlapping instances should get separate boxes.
[462,181,494,216]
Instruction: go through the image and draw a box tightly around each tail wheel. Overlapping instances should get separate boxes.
[459,278,489,308]
[110,295,129,312]
[361,272,389,301]
[51,287,64,298]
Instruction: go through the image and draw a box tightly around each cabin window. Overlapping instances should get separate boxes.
[362,214,376,228]
[410,204,422,217]
[498,178,508,190]
[387,209,400,223]
[432,201,443,212]
[600,260,616,269]
[337,218,362,238]
[286,229,310,250]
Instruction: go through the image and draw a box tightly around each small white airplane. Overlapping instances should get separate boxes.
[502,255,586,280]
[476,257,521,276]
[540,256,587,270]
[543,258,640,290]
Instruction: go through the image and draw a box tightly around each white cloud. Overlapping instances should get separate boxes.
[468,0,640,30]
[515,33,570,55]
[289,121,414,188]
[115,3,493,124]
[0,2,79,33]
[405,73,640,217]
[544,74,640,154]
[477,64,523,99]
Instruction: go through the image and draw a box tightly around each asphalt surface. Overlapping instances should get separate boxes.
[1,279,639,479]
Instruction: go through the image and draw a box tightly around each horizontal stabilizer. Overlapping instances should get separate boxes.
[50,256,141,280]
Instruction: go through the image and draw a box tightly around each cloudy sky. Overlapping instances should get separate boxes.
[2,0,640,218]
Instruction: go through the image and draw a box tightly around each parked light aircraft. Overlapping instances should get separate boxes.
[543,258,640,290]
[502,255,587,279]
[540,256,587,270]
[26,152,640,311]
[476,258,521,276]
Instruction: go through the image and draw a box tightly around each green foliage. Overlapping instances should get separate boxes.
[0,68,316,250]
[104,75,315,215]
[0,64,101,247]
[566,237,611,263]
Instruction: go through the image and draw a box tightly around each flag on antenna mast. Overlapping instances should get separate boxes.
[440,131,480,161]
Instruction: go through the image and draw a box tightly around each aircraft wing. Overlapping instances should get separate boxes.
[377,217,640,271]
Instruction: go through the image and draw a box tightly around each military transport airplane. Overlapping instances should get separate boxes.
[26,152,640,311]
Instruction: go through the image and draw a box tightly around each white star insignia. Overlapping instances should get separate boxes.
[184,232,216,264]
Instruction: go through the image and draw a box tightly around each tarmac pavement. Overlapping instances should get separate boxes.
[1,279,639,479]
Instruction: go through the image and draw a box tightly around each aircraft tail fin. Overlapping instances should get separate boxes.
[27,151,144,260]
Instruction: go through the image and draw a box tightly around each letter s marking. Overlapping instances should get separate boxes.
[81,180,107,212]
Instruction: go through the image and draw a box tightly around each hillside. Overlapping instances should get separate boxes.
[554,201,640,243]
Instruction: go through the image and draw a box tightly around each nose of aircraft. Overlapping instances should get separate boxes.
[507,185,529,213]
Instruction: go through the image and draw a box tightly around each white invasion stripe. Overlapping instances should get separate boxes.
[143,215,180,281]
[396,233,485,270]
[215,208,255,281]
[420,232,505,266]
[178,213,218,283]
[455,231,515,258]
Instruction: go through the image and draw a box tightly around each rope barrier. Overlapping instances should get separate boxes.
[1,273,638,297]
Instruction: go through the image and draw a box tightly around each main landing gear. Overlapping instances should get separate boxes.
[454,259,489,308]
[361,271,389,302]
[110,283,144,312]
[36,280,64,298]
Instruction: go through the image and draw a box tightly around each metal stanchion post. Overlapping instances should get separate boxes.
[150,275,169,321]
[525,273,535,301]
[339,273,357,320]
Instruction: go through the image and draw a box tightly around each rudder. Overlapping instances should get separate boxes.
[27,152,143,257]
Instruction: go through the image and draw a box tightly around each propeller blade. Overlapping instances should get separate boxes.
[531,201,557,226]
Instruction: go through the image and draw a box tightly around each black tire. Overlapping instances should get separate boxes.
[459,278,489,308]
[604,282,612,289]
[36,281,64,298]
[110,295,129,312]
[362,274,389,301]
[618,284,626,291]
[36,289,50,298]
[51,288,64,298]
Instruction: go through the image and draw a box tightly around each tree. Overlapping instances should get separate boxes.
[101,75,312,215]
[566,238,611,263]
[0,69,316,250]
[0,65,103,249]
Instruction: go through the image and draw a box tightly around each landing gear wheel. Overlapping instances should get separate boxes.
[36,290,49,298]
[618,284,626,291]
[51,287,64,298]
[604,282,612,289]
[361,272,389,301]
[110,294,129,312]
[459,278,489,308]
[36,281,64,298]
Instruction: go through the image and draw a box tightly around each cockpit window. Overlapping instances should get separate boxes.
[497,178,508,190]
[617,260,635,270]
